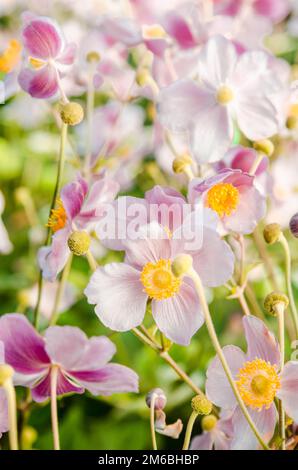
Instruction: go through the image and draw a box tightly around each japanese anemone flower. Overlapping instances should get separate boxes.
[0,314,138,403]
[159,35,279,163]
[189,169,266,234]
[85,211,234,346]
[206,315,298,449]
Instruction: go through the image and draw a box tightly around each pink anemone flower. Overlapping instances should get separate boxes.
[0,314,138,403]
[85,211,234,346]
[159,35,279,163]
[190,413,234,450]
[18,12,76,99]
[0,342,9,439]
[213,0,290,24]
[189,169,266,234]
[206,315,298,449]
[38,175,119,281]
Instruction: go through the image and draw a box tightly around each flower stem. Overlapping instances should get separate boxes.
[182,410,198,450]
[50,366,60,450]
[187,267,270,450]
[3,378,18,450]
[86,249,98,272]
[276,302,286,450]
[34,122,68,329]
[84,63,95,178]
[249,151,263,176]
[49,254,73,326]
[150,393,158,450]
[279,234,298,338]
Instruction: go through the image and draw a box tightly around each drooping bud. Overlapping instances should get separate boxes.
[60,102,84,126]
[191,395,212,416]
[172,154,193,174]
[201,414,218,432]
[263,223,281,245]
[146,388,167,410]
[171,254,193,278]
[290,213,298,238]
[264,292,289,316]
[0,364,14,386]
[68,231,91,256]
[86,51,101,63]
[253,139,274,157]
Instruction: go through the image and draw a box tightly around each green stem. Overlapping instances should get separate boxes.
[50,366,60,450]
[34,122,68,329]
[3,378,18,450]
[276,302,286,450]
[187,267,270,450]
[182,411,198,450]
[150,393,158,450]
[279,234,298,338]
[49,254,73,326]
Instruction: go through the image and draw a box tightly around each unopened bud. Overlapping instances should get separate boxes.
[0,364,14,385]
[60,102,84,126]
[146,388,167,410]
[201,414,218,432]
[171,254,192,278]
[86,51,101,63]
[172,154,192,174]
[21,425,38,450]
[263,223,281,245]
[264,292,289,316]
[290,213,298,238]
[286,116,298,130]
[253,139,274,157]
[68,231,90,256]
[191,395,212,415]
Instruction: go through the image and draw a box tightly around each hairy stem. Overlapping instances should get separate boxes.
[182,411,198,450]
[50,366,60,450]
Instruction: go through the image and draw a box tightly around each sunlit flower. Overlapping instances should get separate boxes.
[0,314,138,402]
[189,169,266,234]
[159,35,279,163]
[85,212,234,345]
[38,175,119,281]
[18,12,76,99]
[206,315,298,449]
[190,413,233,450]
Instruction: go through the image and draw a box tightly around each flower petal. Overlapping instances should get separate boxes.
[236,95,278,141]
[206,345,246,409]
[18,65,59,99]
[190,432,213,450]
[151,279,204,346]
[31,369,83,403]
[230,404,276,450]
[0,389,8,436]
[224,186,266,234]
[61,177,88,221]
[68,363,139,395]
[22,17,63,59]
[84,263,147,331]
[38,228,70,281]
[0,314,50,379]
[277,361,298,422]
[243,316,280,366]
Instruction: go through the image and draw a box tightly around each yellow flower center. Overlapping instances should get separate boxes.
[206,182,239,218]
[142,24,167,39]
[140,259,181,300]
[216,85,234,105]
[0,39,22,73]
[47,199,67,233]
[29,57,46,69]
[236,358,280,410]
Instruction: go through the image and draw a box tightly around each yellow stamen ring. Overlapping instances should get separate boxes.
[206,182,239,218]
[140,259,181,300]
[47,199,67,233]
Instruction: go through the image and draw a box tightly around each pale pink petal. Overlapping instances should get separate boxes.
[243,316,280,366]
[0,218,13,254]
[158,79,207,133]
[236,95,278,141]
[72,337,116,371]
[101,17,142,47]
[197,35,238,88]
[224,186,266,234]
[191,101,233,163]
[231,405,276,450]
[0,314,50,379]
[151,279,204,346]
[206,345,246,409]
[277,361,298,422]
[145,185,186,231]
[254,0,290,23]
[57,42,76,65]
[162,12,196,49]
[0,389,8,437]
[45,326,89,370]
[84,263,147,331]
[38,228,70,281]
[190,432,213,450]
[61,177,88,221]
[22,18,63,59]
[18,65,59,99]
[191,228,235,287]
[68,363,139,395]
